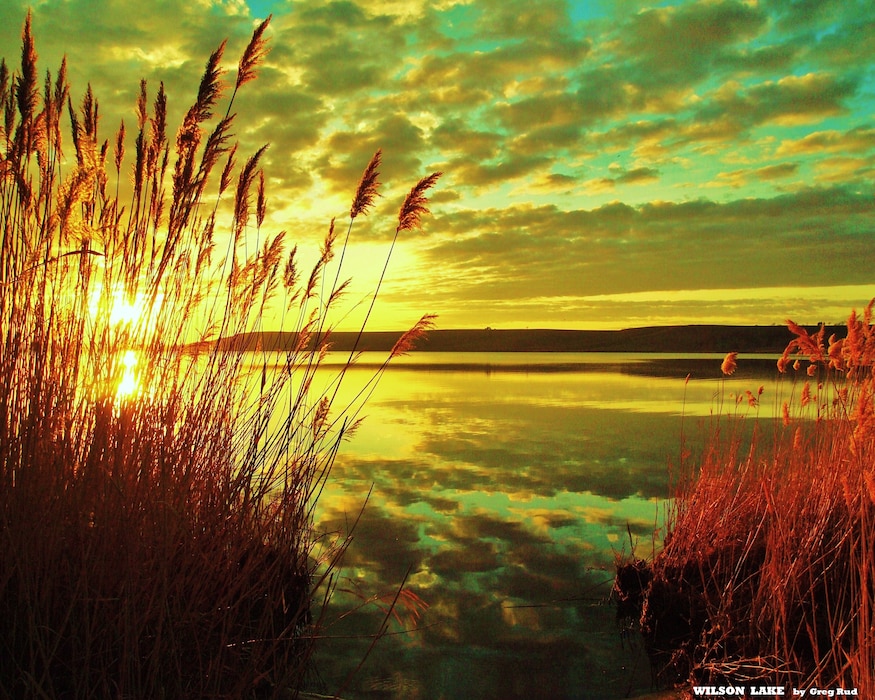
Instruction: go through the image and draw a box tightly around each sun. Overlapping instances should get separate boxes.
[88,285,164,330]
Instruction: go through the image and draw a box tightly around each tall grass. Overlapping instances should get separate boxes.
[620,306,875,693]
[0,13,438,698]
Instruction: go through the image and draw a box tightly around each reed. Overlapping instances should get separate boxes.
[0,12,438,698]
[616,304,875,694]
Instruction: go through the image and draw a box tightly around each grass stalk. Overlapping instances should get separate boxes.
[617,305,875,694]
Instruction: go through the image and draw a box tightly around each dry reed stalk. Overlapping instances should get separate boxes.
[625,309,875,694]
[0,12,438,699]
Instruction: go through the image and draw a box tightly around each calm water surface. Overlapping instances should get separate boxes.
[298,352,784,699]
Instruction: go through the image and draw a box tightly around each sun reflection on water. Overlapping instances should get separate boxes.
[86,284,163,400]
[116,350,140,399]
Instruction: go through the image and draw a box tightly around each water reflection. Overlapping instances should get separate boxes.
[294,352,806,698]
[116,349,141,399]
[298,354,766,699]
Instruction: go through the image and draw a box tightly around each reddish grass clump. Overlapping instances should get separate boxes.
[617,303,875,695]
[0,12,438,699]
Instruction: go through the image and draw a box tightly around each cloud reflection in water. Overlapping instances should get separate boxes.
[308,354,778,698]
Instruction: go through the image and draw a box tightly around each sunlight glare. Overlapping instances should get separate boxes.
[86,284,162,400]
[88,284,164,330]
[116,350,140,399]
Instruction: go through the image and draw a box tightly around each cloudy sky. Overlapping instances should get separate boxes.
[1,0,873,331]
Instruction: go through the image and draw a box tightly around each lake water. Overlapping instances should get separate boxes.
[299,352,784,699]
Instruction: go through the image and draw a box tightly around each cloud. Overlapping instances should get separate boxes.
[414,186,875,313]
[619,0,768,86]
[471,0,573,39]
[710,162,799,188]
[431,118,502,160]
[753,162,801,180]
[1,0,871,331]
[776,126,875,156]
[616,166,660,184]
[441,152,552,189]
[707,72,858,127]
[317,113,428,190]
[406,37,589,96]
[811,155,875,184]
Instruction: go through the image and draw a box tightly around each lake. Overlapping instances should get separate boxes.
[299,352,785,699]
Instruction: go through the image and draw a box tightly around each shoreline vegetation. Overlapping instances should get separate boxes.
[615,307,875,697]
[201,324,846,355]
[1,13,437,699]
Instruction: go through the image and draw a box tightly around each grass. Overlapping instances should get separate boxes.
[0,12,438,699]
[616,305,875,694]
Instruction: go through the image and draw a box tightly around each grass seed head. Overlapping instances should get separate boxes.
[397,171,442,233]
[720,351,738,376]
[350,149,382,219]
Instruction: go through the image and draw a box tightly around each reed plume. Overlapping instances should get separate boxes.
[113,118,124,172]
[397,171,442,233]
[350,148,381,219]
[233,143,268,240]
[256,170,266,228]
[283,245,299,292]
[236,15,272,89]
[15,11,37,128]
[219,143,237,196]
[390,313,437,358]
[188,40,226,125]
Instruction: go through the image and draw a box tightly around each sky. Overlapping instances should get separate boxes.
[0,0,873,331]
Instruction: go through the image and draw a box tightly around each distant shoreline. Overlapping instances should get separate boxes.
[196,324,841,355]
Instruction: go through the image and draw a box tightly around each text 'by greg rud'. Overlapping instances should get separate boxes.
[692,686,859,697]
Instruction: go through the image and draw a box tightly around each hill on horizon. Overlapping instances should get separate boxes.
[195,323,842,355]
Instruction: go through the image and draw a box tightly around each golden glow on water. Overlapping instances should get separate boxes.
[312,353,810,614]
[316,356,688,547]
[329,352,791,418]
[281,352,814,696]
[312,354,674,696]
[116,350,140,399]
